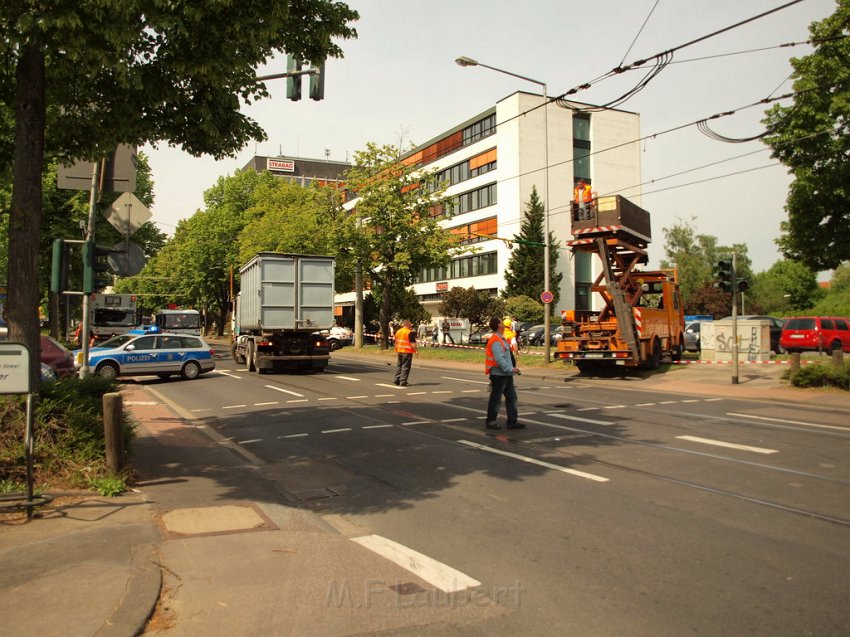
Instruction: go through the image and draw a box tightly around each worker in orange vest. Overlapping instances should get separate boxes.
[484,316,524,430]
[393,319,418,386]
[573,180,595,220]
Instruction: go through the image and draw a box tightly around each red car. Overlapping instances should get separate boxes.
[40,334,76,378]
[779,316,850,355]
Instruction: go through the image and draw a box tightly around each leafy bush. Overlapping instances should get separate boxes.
[789,360,850,390]
[0,376,135,488]
[89,475,127,497]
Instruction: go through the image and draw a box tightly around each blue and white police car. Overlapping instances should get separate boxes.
[74,326,216,380]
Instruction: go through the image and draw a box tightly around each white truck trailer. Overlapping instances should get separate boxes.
[231,253,334,373]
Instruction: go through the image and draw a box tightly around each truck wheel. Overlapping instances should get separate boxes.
[671,335,683,361]
[647,338,662,370]
[575,361,592,374]
[247,341,256,372]
[231,342,246,365]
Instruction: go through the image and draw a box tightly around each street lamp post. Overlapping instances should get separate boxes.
[456,56,552,362]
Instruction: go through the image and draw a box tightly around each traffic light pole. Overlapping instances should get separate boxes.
[731,252,739,385]
[80,159,102,378]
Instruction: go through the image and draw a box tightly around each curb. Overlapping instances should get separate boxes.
[97,542,162,637]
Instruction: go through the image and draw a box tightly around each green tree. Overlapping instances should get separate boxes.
[831,262,850,292]
[438,286,505,333]
[502,186,562,309]
[345,143,457,349]
[1,0,357,387]
[750,259,821,315]
[762,1,850,270]
[504,295,544,325]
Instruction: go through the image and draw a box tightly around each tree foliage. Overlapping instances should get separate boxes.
[750,259,821,315]
[504,295,544,324]
[762,0,850,270]
[502,186,562,310]
[345,143,458,348]
[1,1,357,386]
[438,286,505,330]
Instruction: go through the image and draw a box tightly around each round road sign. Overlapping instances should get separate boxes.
[541,291,554,304]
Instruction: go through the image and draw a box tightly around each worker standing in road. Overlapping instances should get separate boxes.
[484,316,524,430]
[393,319,418,386]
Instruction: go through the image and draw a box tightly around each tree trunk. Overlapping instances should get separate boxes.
[379,276,393,350]
[8,43,46,391]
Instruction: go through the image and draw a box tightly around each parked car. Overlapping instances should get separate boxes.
[683,321,704,352]
[722,315,785,354]
[468,330,493,345]
[779,316,850,354]
[74,328,216,380]
[521,324,545,346]
[40,334,76,378]
[318,325,353,351]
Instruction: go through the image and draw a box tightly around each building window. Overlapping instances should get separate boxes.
[415,251,498,283]
[462,113,496,147]
[449,216,497,245]
[439,182,497,219]
[573,114,591,142]
[435,148,497,189]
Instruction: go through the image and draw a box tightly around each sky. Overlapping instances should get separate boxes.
[142,0,839,276]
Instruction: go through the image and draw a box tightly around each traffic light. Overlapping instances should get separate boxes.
[83,239,112,294]
[309,62,325,101]
[713,259,732,293]
[737,279,749,293]
[286,55,302,101]
[50,239,69,294]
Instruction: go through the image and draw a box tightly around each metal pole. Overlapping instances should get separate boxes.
[354,214,364,348]
[731,252,739,384]
[542,86,551,364]
[25,393,35,520]
[79,160,101,378]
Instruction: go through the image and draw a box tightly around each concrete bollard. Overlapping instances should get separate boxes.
[790,352,801,376]
[832,349,844,366]
[103,392,124,474]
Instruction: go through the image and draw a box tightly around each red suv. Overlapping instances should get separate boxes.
[779,316,850,354]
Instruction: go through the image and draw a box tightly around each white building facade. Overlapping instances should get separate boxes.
[341,91,642,319]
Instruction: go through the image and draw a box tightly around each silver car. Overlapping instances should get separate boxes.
[684,321,703,352]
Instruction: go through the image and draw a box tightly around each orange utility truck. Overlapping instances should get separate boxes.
[555,195,685,372]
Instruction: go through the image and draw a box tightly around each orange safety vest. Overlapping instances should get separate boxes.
[484,333,506,376]
[574,183,593,203]
[394,326,415,354]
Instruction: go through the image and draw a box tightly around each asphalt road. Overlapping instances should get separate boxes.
[137,350,850,636]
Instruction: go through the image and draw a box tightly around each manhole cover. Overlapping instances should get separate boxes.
[159,504,275,537]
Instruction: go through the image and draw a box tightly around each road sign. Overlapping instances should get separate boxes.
[104,192,152,235]
[109,241,146,277]
[541,291,554,304]
[0,342,31,394]
[57,145,138,192]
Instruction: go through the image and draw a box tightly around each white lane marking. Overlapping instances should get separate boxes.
[518,412,537,416]
[375,394,395,398]
[351,535,481,593]
[278,433,308,439]
[191,408,212,413]
[402,420,430,426]
[362,424,394,430]
[386,400,401,404]
[238,439,262,445]
[440,418,466,423]
[704,398,724,402]
[407,391,427,395]
[265,385,304,397]
[602,405,626,410]
[577,407,599,412]
[442,376,490,385]
[287,399,308,404]
[681,399,699,403]
[222,404,247,410]
[458,440,609,482]
[215,370,242,379]
[376,383,404,389]
[635,403,655,407]
[347,395,368,399]
[549,413,615,426]
[727,412,850,432]
[462,389,480,393]
[433,390,453,394]
[125,401,159,405]
[318,397,338,401]
[322,428,352,434]
[659,401,677,404]
[335,375,360,381]
[676,435,779,455]
[254,401,279,406]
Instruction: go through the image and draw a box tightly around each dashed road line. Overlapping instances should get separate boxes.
[222,404,247,410]
[635,403,655,407]
[265,385,304,397]
[602,405,626,410]
[322,428,352,434]
[376,383,404,389]
[462,389,481,393]
[238,438,262,445]
[214,370,242,379]
[681,399,699,403]
[402,420,430,426]
[441,376,489,385]
[346,395,368,399]
[704,398,724,402]
[676,435,779,455]
[440,418,466,423]
[548,413,615,426]
[375,394,395,398]
[362,424,394,430]
[286,399,308,404]
[659,401,677,405]
[577,407,599,412]
[433,390,453,394]
[125,401,159,406]
[318,397,338,401]
[727,412,850,432]
[278,433,308,439]
[458,440,609,482]
[191,408,213,413]
[254,401,279,406]
[407,391,427,396]
[335,376,360,381]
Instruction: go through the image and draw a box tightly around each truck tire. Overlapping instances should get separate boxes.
[231,342,246,365]
[671,334,684,361]
[646,338,662,370]
[247,340,256,372]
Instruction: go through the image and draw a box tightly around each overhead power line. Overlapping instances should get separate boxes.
[619,0,662,66]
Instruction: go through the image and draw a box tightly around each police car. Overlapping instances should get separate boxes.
[74,326,216,380]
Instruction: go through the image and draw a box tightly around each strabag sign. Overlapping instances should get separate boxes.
[0,342,31,394]
[267,159,295,173]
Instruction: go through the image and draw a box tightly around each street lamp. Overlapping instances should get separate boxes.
[455,56,552,362]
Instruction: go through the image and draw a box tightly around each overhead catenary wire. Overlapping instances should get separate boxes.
[619,0,662,67]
